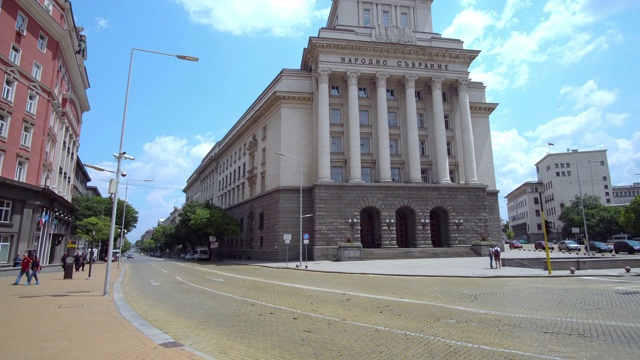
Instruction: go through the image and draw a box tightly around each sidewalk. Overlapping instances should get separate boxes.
[0,262,207,360]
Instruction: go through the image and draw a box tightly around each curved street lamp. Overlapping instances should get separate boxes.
[117,179,153,268]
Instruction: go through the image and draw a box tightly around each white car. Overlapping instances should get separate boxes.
[185,253,195,260]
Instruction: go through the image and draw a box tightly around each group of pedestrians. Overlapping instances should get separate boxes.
[13,252,42,286]
[488,244,501,269]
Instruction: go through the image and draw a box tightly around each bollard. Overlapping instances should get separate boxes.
[63,256,74,279]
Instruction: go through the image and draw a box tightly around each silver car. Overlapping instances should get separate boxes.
[558,240,581,252]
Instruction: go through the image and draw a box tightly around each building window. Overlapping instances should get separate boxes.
[359,110,370,125]
[21,123,33,148]
[0,200,11,223]
[449,169,457,184]
[417,113,425,128]
[331,166,343,182]
[388,112,398,127]
[362,167,372,183]
[0,113,9,139]
[556,172,560,177]
[442,92,448,102]
[43,0,53,14]
[15,159,27,181]
[330,85,340,96]
[386,88,395,99]
[446,140,453,156]
[389,139,399,155]
[37,33,48,52]
[382,10,390,27]
[561,171,566,177]
[567,171,571,176]
[391,167,401,182]
[0,152,4,173]
[421,169,430,183]
[419,140,427,156]
[534,197,539,204]
[9,44,21,64]
[602,176,607,181]
[555,163,559,169]
[0,234,12,263]
[26,92,38,114]
[358,87,368,97]
[535,210,540,217]
[605,192,610,196]
[2,77,16,102]
[401,12,409,28]
[444,114,451,129]
[16,13,27,34]
[259,212,264,230]
[330,108,342,124]
[360,138,371,154]
[331,136,343,152]
[415,90,422,101]
[363,8,371,27]
[604,185,609,189]
[32,62,42,81]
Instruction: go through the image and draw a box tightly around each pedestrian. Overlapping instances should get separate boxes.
[488,245,495,269]
[493,245,501,269]
[14,253,32,285]
[74,253,81,272]
[12,253,22,267]
[80,253,86,271]
[28,255,41,285]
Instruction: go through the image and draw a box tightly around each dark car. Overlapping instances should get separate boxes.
[534,241,554,251]
[508,240,523,250]
[586,241,613,253]
[558,240,581,252]
[126,253,134,259]
[613,240,640,254]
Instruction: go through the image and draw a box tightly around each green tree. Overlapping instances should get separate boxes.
[72,195,139,235]
[174,201,240,250]
[621,196,640,236]
[558,194,624,241]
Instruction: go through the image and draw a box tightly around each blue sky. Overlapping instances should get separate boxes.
[73,0,640,241]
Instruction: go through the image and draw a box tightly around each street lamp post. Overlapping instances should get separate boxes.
[103,48,198,297]
[87,230,95,280]
[276,151,303,268]
[117,179,153,268]
[576,161,592,255]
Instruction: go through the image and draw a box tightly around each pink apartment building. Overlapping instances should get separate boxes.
[0,0,89,266]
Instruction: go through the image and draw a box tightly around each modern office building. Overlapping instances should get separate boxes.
[612,183,640,206]
[506,149,612,243]
[185,0,500,261]
[0,0,90,266]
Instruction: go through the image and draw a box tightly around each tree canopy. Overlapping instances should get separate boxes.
[558,194,624,241]
[621,196,640,236]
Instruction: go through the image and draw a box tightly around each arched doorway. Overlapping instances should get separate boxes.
[429,207,449,248]
[359,207,380,248]
[395,207,415,248]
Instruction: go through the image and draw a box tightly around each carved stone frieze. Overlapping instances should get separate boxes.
[372,24,417,45]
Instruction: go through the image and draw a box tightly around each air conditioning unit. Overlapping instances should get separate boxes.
[16,26,26,36]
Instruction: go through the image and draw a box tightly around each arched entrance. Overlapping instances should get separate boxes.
[359,207,380,248]
[395,207,415,248]
[429,207,449,248]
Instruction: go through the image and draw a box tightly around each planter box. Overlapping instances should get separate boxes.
[337,243,363,261]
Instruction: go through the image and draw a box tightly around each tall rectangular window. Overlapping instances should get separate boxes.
[15,159,27,181]
[359,110,370,125]
[391,167,401,183]
[382,10,390,27]
[417,113,425,128]
[330,85,340,96]
[360,138,371,154]
[419,140,427,156]
[2,77,16,102]
[330,108,342,124]
[0,113,9,138]
[446,140,453,156]
[358,87,368,97]
[421,169,430,183]
[386,88,395,99]
[0,200,11,223]
[449,169,457,184]
[389,139,399,154]
[21,123,33,148]
[362,167,373,183]
[16,13,27,34]
[401,12,409,28]
[26,92,38,114]
[331,136,343,152]
[442,92,448,102]
[10,44,21,64]
[331,166,343,182]
[388,112,398,127]
[363,8,371,27]
[444,114,451,129]
[415,90,422,101]
[32,62,42,80]
[37,33,48,51]
[0,234,12,263]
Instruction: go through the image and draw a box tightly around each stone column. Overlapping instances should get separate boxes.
[458,79,478,183]
[431,76,451,183]
[346,70,363,182]
[316,69,332,182]
[375,72,392,182]
[404,75,422,183]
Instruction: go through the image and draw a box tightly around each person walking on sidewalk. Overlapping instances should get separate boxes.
[14,253,32,285]
[493,245,501,269]
[488,245,495,269]
[28,255,42,285]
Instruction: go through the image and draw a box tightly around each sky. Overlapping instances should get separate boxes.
[72,0,640,242]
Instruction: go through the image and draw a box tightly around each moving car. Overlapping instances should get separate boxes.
[534,241,554,251]
[126,253,134,259]
[508,240,523,250]
[613,240,640,254]
[558,240,581,252]
[185,253,195,260]
[586,241,613,253]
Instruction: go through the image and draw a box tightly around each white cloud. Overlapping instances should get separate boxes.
[93,17,109,31]
[559,80,618,111]
[442,8,495,45]
[174,0,329,37]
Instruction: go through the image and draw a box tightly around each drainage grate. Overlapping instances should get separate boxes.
[159,341,183,348]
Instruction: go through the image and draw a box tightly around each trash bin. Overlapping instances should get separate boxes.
[63,256,74,279]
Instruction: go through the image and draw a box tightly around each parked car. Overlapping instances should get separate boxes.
[586,241,613,253]
[558,240,581,252]
[185,253,195,260]
[613,240,640,254]
[609,234,633,242]
[179,253,186,259]
[534,241,554,251]
[508,240,523,250]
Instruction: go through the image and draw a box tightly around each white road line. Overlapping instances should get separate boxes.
[175,276,562,360]
[175,263,640,328]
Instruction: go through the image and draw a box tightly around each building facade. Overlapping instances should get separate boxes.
[506,149,612,243]
[612,183,640,206]
[185,0,500,261]
[0,0,89,266]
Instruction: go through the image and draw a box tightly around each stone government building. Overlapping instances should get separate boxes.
[184,0,500,261]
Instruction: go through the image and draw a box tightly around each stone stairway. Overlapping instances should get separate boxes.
[361,246,477,260]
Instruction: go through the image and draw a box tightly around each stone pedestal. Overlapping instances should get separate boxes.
[337,243,363,261]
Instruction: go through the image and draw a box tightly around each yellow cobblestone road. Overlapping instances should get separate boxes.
[122,258,640,360]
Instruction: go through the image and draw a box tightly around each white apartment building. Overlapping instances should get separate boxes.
[185,0,500,261]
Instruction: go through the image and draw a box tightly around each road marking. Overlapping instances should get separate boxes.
[174,263,640,328]
[175,276,561,360]
[205,276,224,282]
[150,280,160,286]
